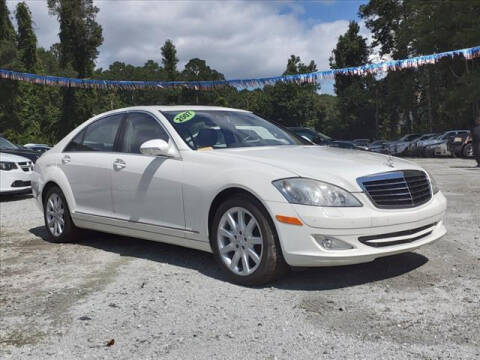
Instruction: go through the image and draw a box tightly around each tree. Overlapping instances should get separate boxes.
[47,0,103,78]
[47,0,104,137]
[0,0,17,68]
[284,55,317,75]
[0,0,18,136]
[330,21,376,139]
[360,0,480,133]
[263,55,321,127]
[16,2,37,72]
[181,58,224,104]
[161,39,178,81]
[0,0,15,42]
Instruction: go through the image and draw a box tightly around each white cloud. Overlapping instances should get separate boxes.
[6,0,370,80]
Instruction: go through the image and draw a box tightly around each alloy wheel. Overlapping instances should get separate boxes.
[46,193,65,237]
[217,207,263,276]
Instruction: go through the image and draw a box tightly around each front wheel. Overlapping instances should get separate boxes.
[43,186,80,243]
[210,196,288,285]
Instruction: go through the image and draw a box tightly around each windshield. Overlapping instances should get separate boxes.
[404,134,421,141]
[440,132,454,140]
[162,110,304,150]
[0,137,18,149]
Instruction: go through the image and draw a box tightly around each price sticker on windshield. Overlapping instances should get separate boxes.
[173,110,196,123]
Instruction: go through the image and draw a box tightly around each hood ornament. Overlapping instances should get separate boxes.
[385,156,395,168]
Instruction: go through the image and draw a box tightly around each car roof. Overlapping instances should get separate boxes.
[115,105,251,113]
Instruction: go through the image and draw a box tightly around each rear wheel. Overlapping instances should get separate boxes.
[43,186,80,243]
[210,195,288,285]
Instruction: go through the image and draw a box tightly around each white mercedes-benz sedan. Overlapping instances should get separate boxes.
[0,152,33,194]
[32,106,447,285]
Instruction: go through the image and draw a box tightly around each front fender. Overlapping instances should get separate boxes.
[181,159,293,242]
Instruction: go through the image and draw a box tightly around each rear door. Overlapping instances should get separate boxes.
[111,111,186,233]
[61,113,124,217]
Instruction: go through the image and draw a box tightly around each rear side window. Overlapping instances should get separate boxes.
[119,112,169,154]
[64,114,123,152]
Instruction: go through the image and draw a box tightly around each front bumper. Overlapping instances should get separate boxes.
[434,144,451,156]
[266,192,447,267]
[0,169,32,194]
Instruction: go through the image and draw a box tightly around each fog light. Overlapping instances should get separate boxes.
[313,235,353,250]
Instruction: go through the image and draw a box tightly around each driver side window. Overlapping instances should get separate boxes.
[120,112,169,154]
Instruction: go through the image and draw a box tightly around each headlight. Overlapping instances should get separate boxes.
[426,171,440,194]
[0,161,17,171]
[272,178,362,207]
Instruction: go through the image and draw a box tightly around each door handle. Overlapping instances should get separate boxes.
[62,155,71,165]
[113,159,126,170]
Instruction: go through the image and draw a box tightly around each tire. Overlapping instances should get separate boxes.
[43,186,80,243]
[463,144,473,158]
[210,195,288,286]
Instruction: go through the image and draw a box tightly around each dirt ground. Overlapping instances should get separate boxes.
[1,158,479,359]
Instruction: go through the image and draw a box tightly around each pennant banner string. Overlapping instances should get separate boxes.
[1,45,479,91]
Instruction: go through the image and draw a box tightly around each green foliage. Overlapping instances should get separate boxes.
[47,0,103,78]
[15,2,37,72]
[330,21,376,139]
[1,0,480,145]
[360,0,480,136]
[0,0,15,42]
[47,0,104,138]
[161,39,178,81]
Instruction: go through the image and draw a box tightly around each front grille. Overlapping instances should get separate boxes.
[17,161,32,172]
[357,170,432,209]
[358,223,437,247]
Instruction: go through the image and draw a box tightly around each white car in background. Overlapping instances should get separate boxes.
[32,106,447,285]
[0,152,33,194]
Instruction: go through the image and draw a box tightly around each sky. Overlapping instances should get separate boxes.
[5,0,369,93]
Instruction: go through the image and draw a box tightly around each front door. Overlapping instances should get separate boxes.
[111,112,185,232]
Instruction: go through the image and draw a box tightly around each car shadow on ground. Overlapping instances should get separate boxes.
[0,193,32,202]
[30,226,428,291]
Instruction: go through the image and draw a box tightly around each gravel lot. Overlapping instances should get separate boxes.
[1,158,479,359]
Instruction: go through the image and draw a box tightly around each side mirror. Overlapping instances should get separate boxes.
[140,139,176,157]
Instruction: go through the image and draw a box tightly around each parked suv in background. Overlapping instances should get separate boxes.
[0,135,39,162]
[421,130,469,157]
[408,133,439,156]
[386,134,422,156]
[367,140,388,153]
[448,132,471,158]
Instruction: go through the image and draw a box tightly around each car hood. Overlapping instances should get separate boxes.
[0,148,39,162]
[212,145,423,192]
[0,152,31,162]
[422,139,441,146]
